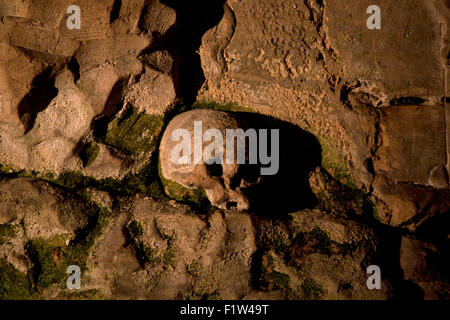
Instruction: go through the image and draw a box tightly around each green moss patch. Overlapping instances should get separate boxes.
[125,220,177,270]
[318,137,352,185]
[25,205,112,289]
[288,227,333,260]
[256,252,290,291]
[127,220,144,239]
[52,171,95,191]
[0,163,15,175]
[259,230,290,253]
[134,242,162,267]
[259,223,365,272]
[60,288,103,300]
[80,142,100,167]
[0,258,33,299]
[26,237,73,288]
[162,238,177,269]
[284,227,362,269]
[301,277,323,300]
[104,107,164,158]
[0,224,17,245]
[45,157,166,199]
[184,289,221,300]
[0,163,33,179]
[190,100,253,113]
[186,260,201,277]
[311,168,374,217]
[158,160,210,209]
[99,162,165,198]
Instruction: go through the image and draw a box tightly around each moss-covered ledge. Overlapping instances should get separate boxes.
[103,107,164,159]
[0,195,112,299]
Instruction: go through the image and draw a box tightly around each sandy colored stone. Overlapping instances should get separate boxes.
[86,197,256,299]
[0,0,31,18]
[0,122,29,168]
[325,0,444,97]
[8,24,79,57]
[29,137,76,172]
[125,67,176,115]
[59,0,115,40]
[140,50,173,75]
[371,175,450,229]
[74,35,149,76]
[111,0,146,35]
[0,0,448,300]
[138,0,176,36]
[0,43,47,129]
[28,69,94,142]
[76,64,120,116]
[0,178,92,271]
[376,105,447,187]
[252,209,390,299]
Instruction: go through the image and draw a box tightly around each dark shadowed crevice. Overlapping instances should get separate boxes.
[250,249,264,289]
[110,0,122,23]
[102,78,129,119]
[91,78,129,140]
[369,225,405,298]
[389,97,426,106]
[17,67,58,133]
[142,0,226,105]
[356,212,427,300]
[67,57,80,83]
[205,162,223,177]
[226,201,238,210]
[237,112,322,216]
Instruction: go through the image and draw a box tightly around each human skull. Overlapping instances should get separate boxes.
[159,109,262,211]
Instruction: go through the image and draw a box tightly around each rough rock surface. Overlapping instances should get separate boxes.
[0,0,449,300]
[199,0,450,230]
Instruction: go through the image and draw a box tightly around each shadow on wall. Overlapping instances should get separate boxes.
[140,0,227,105]
[234,112,322,217]
[17,67,59,133]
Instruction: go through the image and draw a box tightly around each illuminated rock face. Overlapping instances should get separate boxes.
[199,0,450,229]
[0,0,177,180]
[0,0,449,300]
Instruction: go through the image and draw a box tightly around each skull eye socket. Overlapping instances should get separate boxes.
[229,165,261,190]
[241,165,260,183]
[226,201,238,210]
[205,162,223,177]
[229,175,241,190]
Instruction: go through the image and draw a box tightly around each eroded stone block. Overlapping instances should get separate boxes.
[376,105,447,187]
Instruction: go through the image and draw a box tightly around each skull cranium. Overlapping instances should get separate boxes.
[159,109,262,211]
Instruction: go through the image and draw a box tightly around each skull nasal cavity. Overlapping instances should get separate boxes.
[206,163,223,177]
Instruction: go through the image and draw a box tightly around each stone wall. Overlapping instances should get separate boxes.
[0,0,448,300]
